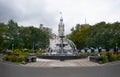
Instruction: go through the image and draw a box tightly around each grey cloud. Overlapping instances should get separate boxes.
[0,0,56,27]
[0,0,18,22]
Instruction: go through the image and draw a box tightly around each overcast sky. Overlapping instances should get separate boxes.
[0,0,120,35]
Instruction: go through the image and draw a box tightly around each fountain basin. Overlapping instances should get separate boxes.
[37,56,87,61]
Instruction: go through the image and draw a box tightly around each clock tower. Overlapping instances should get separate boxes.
[58,14,64,37]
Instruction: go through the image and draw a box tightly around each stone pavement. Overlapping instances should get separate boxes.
[23,58,100,67]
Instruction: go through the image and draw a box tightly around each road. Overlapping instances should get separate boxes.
[0,60,120,77]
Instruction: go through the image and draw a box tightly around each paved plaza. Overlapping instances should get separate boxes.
[0,55,120,77]
[0,59,120,77]
[23,58,100,67]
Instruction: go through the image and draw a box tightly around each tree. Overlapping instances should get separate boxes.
[19,26,50,50]
[0,23,9,50]
[7,20,20,49]
[68,21,120,49]
[0,20,51,51]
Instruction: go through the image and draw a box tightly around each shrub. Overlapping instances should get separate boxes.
[109,54,117,62]
[100,52,107,56]
[90,52,99,56]
[35,52,48,56]
[4,55,25,63]
[22,49,32,53]
[16,55,25,63]
[101,55,109,63]
[3,49,30,64]
[21,61,26,64]
[99,52,120,63]
[3,55,10,61]
[36,50,45,53]
[117,54,120,60]
[76,52,90,57]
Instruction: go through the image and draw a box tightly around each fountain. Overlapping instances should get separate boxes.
[47,14,77,57]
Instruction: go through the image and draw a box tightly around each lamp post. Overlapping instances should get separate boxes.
[116,43,118,52]
[11,37,14,51]
[12,44,14,51]
[32,42,35,53]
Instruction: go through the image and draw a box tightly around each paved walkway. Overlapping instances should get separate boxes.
[23,58,100,67]
[1,60,120,77]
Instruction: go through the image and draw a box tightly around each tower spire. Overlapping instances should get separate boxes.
[60,12,62,17]
[60,12,63,21]
[58,12,64,36]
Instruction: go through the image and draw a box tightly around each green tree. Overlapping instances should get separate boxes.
[68,21,120,49]
[0,23,9,50]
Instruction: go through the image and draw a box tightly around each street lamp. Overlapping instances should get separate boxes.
[116,43,118,52]
[12,44,14,51]
[32,42,35,53]
[11,37,14,51]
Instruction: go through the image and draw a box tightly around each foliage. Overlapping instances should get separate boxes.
[4,55,25,63]
[101,55,109,63]
[100,52,120,63]
[3,49,30,64]
[68,22,120,49]
[76,51,120,63]
[76,52,91,57]
[0,20,51,51]
[35,53,48,56]
[35,50,46,53]
[89,52,99,56]
[3,49,48,64]
[0,23,9,50]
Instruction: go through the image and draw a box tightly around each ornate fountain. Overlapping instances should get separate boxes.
[47,14,77,56]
